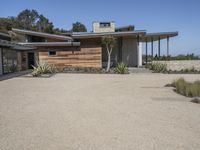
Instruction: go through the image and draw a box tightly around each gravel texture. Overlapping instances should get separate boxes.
[0,73,200,150]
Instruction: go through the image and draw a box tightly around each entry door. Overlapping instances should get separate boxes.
[28,52,35,69]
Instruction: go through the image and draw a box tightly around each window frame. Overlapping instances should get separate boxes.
[99,22,111,28]
[48,51,57,56]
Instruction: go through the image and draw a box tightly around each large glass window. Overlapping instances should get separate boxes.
[27,35,45,42]
[2,48,18,74]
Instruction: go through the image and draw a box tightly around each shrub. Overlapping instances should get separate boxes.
[149,62,167,73]
[172,78,200,97]
[115,62,128,74]
[31,61,57,77]
[153,54,200,61]
[175,78,187,95]
[4,64,19,73]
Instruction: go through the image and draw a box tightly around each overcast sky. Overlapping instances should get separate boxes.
[1,0,200,55]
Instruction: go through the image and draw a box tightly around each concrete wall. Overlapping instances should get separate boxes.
[154,60,200,71]
[122,38,138,67]
[0,48,2,75]
[102,37,140,67]
[93,22,115,33]
[102,38,119,67]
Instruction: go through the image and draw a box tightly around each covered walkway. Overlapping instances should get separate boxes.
[140,31,178,64]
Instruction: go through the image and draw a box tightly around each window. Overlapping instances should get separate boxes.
[27,35,45,42]
[100,22,111,28]
[48,51,56,56]
[2,48,18,74]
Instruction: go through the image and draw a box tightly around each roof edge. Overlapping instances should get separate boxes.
[12,28,72,40]
[19,42,80,47]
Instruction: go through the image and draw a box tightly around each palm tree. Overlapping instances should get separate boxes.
[102,36,116,72]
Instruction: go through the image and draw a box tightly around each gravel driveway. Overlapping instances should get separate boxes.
[0,73,200,150]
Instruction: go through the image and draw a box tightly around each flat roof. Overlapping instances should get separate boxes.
[12,28,73,41]
[140,31,178,42]
[19,42,80,47]
[72,30,146,39]
[0,39,35,50]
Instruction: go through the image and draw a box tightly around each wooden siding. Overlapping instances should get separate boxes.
[38,45,102,68]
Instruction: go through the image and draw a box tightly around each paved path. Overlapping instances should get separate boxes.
[0,73,200,150]
[0,70,31,81]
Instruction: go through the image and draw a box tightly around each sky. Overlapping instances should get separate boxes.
[0,0,200,56]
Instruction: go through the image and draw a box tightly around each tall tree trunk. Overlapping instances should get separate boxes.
[107,53,111,72]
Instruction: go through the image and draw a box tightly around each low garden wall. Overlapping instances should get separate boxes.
[153,60,200,71]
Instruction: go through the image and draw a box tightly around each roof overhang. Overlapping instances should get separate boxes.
[19,42,80,47]
[72,30,146,39]
[0,32,11,41]
[12,28,73,41]
[0,39,35,50]
[140,31,178,42]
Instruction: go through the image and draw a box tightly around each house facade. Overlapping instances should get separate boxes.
[0,32,34,75]
[0,21,178,75]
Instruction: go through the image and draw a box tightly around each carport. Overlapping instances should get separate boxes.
[140,32,178,64]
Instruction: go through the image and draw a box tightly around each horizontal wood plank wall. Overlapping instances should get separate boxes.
[38,45,102,68]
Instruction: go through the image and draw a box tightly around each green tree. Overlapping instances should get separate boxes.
[17,9,39,30]
[72,22,87,32]
[36,15,54,33]
[102,36,116,72]
[0,17,22,33]
[16,9,54,33]
[0,18,13,31]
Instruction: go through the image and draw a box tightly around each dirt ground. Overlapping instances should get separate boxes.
[0,73,200,150]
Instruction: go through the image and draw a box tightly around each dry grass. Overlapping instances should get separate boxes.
[172,78,200,97]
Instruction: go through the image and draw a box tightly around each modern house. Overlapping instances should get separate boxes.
[0,32,34,75]
[0,21,178,75]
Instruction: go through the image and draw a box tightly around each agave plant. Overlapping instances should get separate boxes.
[115,62,128,74]
[31,61,57,77]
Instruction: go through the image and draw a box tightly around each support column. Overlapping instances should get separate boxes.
[0,48,2,75]
[151,38,154,58]
[118,37,123,62]
[167,36,169,56]
[138,42,143,67]
[137,36,142,67]
[17,51,22,71]
[158,37,161,57]
[145,40,148,66]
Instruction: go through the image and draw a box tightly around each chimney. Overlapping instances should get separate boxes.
[93,21,115,33]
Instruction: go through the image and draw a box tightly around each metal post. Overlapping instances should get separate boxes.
[151,38,153,58]
[137,35,140,68]
[137,35,140,44]
[146,40,148,66]
[158,37,160,57]
[167,36,169,56]
[1,48,4,74]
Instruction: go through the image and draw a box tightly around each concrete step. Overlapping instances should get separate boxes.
[128,67,152,73]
